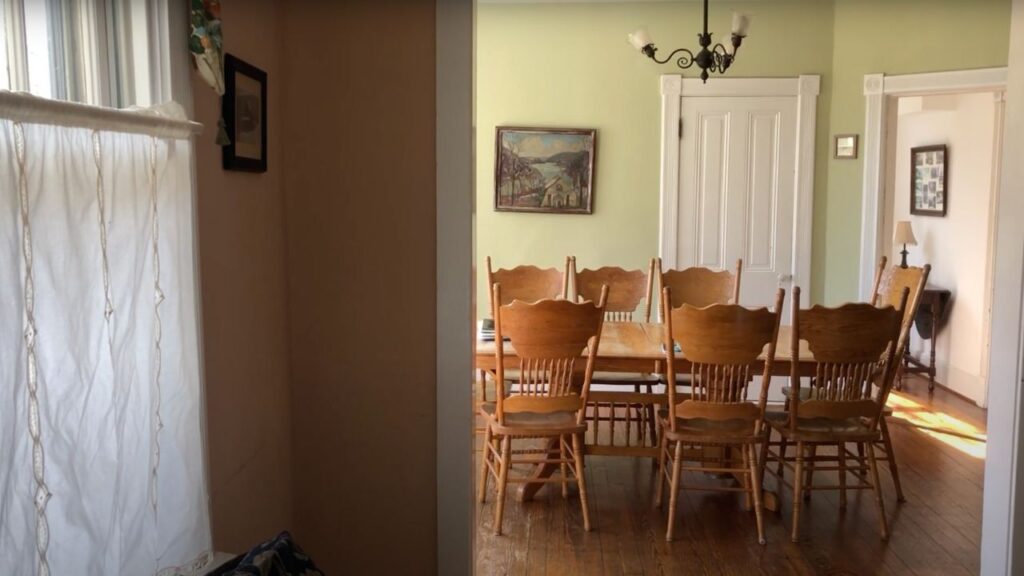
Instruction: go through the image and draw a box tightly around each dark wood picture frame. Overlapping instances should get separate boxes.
[910,144,948,217]
[833,134,858,159]
[222,53,268,172]
[494,126,597,214]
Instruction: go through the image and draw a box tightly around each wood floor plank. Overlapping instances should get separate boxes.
[475,375,983,575]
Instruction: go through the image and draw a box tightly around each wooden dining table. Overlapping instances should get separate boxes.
[476,321,813,375]
[475,321,817,510]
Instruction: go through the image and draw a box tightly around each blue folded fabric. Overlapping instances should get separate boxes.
[213,531,323,576]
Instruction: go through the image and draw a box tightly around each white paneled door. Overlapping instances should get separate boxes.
[660,76,818,312]
[676,96,798,310]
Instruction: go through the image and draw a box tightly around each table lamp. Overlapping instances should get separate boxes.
[894,220,917,268]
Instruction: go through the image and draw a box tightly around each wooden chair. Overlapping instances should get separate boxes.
[571,256,655,322]
[478,284,608,535]
[872,255,932,389]
[570,256,659,446]
[486,256,569,316]
[655,257,743,321]
[480,257,571,402]
[761,287,907,542]
[868,256,931,503]
[655,258,743,396]
[653,287,784,544]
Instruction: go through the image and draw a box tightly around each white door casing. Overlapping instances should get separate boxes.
[659,75,819,307]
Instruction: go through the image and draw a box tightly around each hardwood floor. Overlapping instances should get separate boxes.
[474,375,986,575]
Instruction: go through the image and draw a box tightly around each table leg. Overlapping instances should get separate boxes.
[929,298,938,392]
[518,437,560,502]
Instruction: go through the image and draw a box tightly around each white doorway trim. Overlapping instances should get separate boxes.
[857,67,1008,300]
[435,0,473,574]
[659,74,820,303]
[981,2,1024,570]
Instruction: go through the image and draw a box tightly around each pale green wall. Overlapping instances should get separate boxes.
[476,0,1010,317]
[477,1,836,317]
[824,0,1011,303]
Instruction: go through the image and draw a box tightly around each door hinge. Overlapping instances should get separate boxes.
[678,118,683,139]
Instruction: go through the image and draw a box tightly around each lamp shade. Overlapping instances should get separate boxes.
[731,12,751,37]
[628,28,653,51]
[894,220,917,246]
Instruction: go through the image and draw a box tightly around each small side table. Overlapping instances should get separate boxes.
[902,285,951,392]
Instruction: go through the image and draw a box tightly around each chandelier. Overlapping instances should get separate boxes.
[628,0,751,83]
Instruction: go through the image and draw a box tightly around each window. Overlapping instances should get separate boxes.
[1,0,158,107]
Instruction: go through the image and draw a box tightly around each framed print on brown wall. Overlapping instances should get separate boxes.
[494,126,596,214]
[910,144,947,216]
[222,53,268,172]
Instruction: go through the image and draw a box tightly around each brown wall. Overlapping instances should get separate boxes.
[193,1,439,567]
[279,2,438,573]
[192,0,294,553]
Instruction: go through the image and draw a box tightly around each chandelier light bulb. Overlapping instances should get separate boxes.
[628,28,653,51]
[732,12,751,37]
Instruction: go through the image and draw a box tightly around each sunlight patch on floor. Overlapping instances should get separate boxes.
[887,392,986,459]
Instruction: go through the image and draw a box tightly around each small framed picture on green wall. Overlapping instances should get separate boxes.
[834,134,858,159]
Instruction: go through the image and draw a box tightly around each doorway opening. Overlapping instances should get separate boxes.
[881,90,1005,410]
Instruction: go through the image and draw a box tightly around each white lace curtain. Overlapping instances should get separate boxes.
[0,94,211,575]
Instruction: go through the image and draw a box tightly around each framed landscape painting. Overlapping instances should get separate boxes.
[911,144,947,216]
[494,127,596,214]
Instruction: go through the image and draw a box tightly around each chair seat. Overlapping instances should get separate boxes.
[485,368,520,381]
[780,385,813,401]
[657,409,760,442]
[479,402,586,436]
[764,410,880,441]
[658,373,693,385]
[591,371,660,384]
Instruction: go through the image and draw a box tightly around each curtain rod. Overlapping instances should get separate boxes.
[0,91,204,139]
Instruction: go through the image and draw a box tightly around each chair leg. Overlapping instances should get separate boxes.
[838,441,848,509]
[758,429,771,497]
[866,442,890,540]
[572,433,592,532]
[478,369,488,403]
[665,439,684,542]
[791,441,805,543]
[777,434,788,477]
[880,417,906,503]
[559,434,569,499]
[493,435,511,536]
[804,444,817,501]
[740,443,752,512]
[856,441,867,480]
[646,384,658,449]
[654,431,668,508]
[749,444,766,545]
[478,426,492,503]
